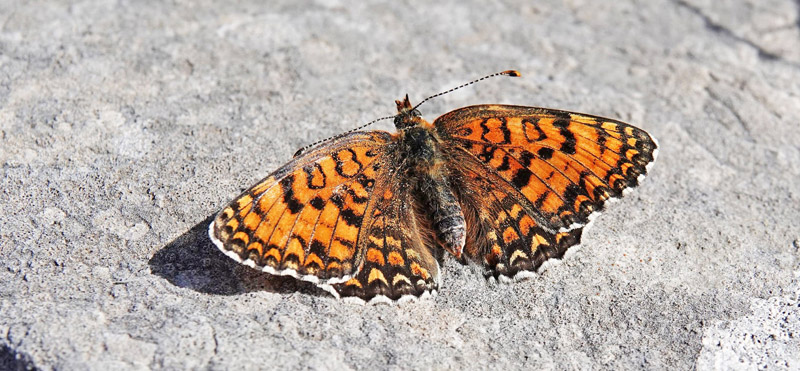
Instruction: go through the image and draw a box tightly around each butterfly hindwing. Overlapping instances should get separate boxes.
[435,105,658,233]
[446,146,583,278]
[331,176,439,303]
[209,131,395,284]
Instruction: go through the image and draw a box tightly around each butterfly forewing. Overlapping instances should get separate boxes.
[435,105,658,233]
[210,131,395,284]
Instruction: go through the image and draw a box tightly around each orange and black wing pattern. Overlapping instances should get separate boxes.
[331,175,439,303]
[209,131,394,285]
[436,105,657,277]
[447,147,584,278]
[436,105,658,233]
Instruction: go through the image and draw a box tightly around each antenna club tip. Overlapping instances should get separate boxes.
[503,70,521,77]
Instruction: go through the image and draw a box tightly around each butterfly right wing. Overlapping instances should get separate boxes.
[209,131,394,285]
[436,104,657,278]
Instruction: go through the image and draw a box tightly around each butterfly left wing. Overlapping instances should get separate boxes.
[435,104,658,233]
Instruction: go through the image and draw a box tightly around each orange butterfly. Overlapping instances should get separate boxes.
[209,71,658,304]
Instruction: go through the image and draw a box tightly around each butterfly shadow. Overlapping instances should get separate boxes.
[148,215,330,298]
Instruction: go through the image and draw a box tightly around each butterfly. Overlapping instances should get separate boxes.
[209,70,658,304]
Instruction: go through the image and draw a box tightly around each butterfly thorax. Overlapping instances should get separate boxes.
[394,94,441,169]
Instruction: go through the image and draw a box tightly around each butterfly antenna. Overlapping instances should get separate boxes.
[411,70,521,111]
[293,115,396,157]
[294,70,520,157]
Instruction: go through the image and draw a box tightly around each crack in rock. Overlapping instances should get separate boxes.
[673,0,800,68]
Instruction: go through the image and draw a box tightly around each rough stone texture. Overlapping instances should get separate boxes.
[1,0,799,369]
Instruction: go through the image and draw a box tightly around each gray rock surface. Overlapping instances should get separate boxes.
[1,0,799,369]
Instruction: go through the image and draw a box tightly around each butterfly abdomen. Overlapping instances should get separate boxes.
[416,172,466,259]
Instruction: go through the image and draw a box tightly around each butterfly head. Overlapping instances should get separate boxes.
[394,94,423,130]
